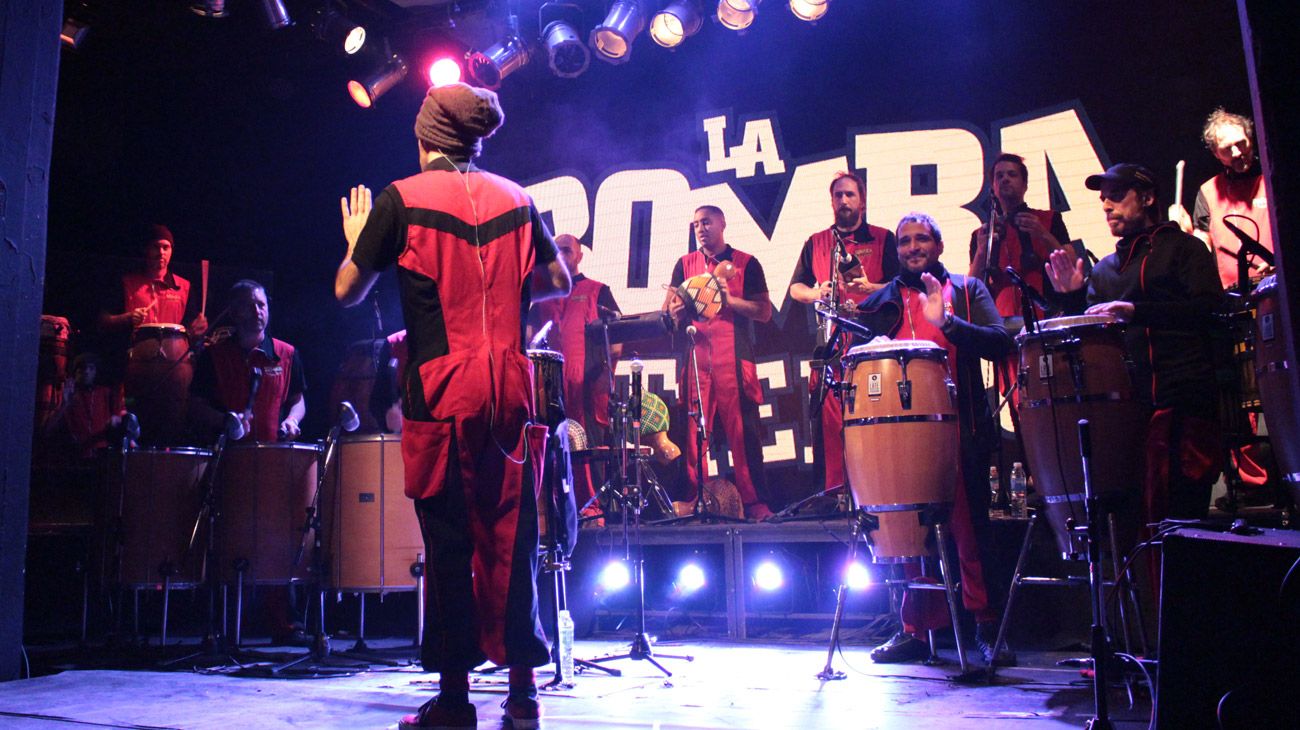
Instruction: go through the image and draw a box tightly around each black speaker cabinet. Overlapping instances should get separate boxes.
[1156,527,1300,729]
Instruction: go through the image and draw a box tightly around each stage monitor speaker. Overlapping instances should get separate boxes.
[1156,527,1300,729]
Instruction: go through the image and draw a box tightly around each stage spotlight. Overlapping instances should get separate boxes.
[347,54,408,109]
[312,7,367,55]
[788,0,827,22]
[190,0,227,18]
[754,560,784,592]
[650,1,702,48]
[590,1,646,64]
[845,561,871,591]
[257,0,291,30]
[675,563,707,595]
[428,57,462,87]
[540,2,590,78]
[599,560,632,592]
[717,0,761,31]
[467,16,530,90]
[60,17,91,50]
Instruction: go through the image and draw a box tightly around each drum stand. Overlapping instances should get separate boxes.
[817,505,972,681]
[588,364,694,678]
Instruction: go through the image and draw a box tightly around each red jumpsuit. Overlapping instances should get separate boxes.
[351,157,554,672]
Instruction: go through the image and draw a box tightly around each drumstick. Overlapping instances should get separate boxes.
[200,259,210,316]
[1174,159,1185,210]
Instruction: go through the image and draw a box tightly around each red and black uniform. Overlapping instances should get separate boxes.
[967,204,1071,319]
[60,385,124,459]
[670,246,770,511]
[1194,169,1273,291]
[528,274,620,507]
[790,222,897,490]
[190,334,306,443]
[857,265,1013,631]
[120,270,192,327]
[1052,223,1225,532]
[1193,169,1273,487]
[350,156,555,672]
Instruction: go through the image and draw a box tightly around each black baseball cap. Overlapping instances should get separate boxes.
[1085,163,1157,191]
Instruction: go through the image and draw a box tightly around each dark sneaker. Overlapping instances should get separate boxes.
[501,694,541,729]
[869,632,930,664]
[974,622,1017,667]
[399,696,476,730]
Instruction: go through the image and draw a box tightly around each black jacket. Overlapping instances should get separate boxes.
[855,265,1013,453]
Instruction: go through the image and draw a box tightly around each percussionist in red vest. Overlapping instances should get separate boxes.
[527,233,621,518]
[100,225,208,335]
[664,205,775,522]
[788,171,897,493]
[334,82,570,730]
[857,213,1016,667]
[968,153,1072,318]
[187,280,306,444]
[1170,109,1273,491]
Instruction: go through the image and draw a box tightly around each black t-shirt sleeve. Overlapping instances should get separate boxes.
[288,351,306,399]
[597,285,620,315]
[880,231,899,281]
[790,238,816,287]
[1193,189,1211,232]
[350,185,406,272]
[743,256,768,298]
[530,203,558,266]
[669,259,685,288]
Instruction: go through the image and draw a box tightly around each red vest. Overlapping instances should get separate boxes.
[533,276,611,427]
[986,209,1055,318]
[897,281,961,382]
[1200,173,1273,289]
[809,224,891,306]
[122,271,190,326]
[66,385,121,457]
[206,336,297,443]
[681,248,763,404]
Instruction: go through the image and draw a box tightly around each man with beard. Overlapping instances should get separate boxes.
[968,153,1072,318]
[1047,164,1223,562]
[788,172,897,493]
[856,213,1015,666]
[665,205,775,521]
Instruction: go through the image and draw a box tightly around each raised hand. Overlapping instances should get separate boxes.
[920,272,947,327]
[341,185,373,253]
[1045,248,1086,293]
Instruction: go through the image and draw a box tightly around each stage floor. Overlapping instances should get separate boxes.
[4,639,1153,729]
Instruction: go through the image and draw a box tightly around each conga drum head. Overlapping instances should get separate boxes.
[1017,314,1118,340]
[131,323,190,362]
[845,339,948,361]
[677,272,724,320]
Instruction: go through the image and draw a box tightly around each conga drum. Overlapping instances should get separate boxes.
[527,348,565,428]
[1253,276,1300,506]
[842,340,958,562]
[528,349,577,553]
[115,448,209,587]
[125,323,192,445]
[330,434,422,592]
[36,315,71,428]
[1016,315,1149,558]
[216,442,321,584]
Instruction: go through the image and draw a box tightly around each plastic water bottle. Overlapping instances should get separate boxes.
[557,609,575,684]
[988,466,1002,518]
[1009,462,1028,518]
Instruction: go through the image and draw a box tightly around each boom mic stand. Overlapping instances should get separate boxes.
[589,360,694,678]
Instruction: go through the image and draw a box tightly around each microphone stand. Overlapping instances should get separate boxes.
[1076,419,1115,730]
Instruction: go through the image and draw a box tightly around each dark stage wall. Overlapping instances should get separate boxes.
[44,1,1258,498]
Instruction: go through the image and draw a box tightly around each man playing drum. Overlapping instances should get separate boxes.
[1047,164,1224,575]
[788,171,898,494]
[335,82,570,730]
[664,205,775,522]
[527,233,621,521]
[856,212,1016,666]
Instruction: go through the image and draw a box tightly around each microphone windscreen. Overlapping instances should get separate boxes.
[340,400,361,432]
[224,412,246,441]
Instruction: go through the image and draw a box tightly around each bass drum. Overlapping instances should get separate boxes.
[115,448,209,587]
[329,434,423,592]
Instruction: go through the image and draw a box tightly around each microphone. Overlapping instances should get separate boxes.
[1223,219,1275,266]
[246,366,263,413]
[814,303,874,340]
[1004,267,1052,311]
[339,400,361,433]
[630,358,644,430]
[596,303,621,321]
[529,320,553,349]
[685,324,698,343]
[224,412,247,441]
[123,412,141,442]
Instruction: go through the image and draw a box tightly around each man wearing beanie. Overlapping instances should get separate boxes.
[335,82,570,730]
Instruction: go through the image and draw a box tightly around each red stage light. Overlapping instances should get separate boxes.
[428,57,462,87]
[347,79,373,108]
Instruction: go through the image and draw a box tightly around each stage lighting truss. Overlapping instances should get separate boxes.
[348,53,408,108]
[649,0,702,49]
[590,0,647,64]
[467,15,530,90]
[717,0,761,31]
[312,5,367,55]
[540,2,590,78]
[257,0,291,30]
[788,0,827,22]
